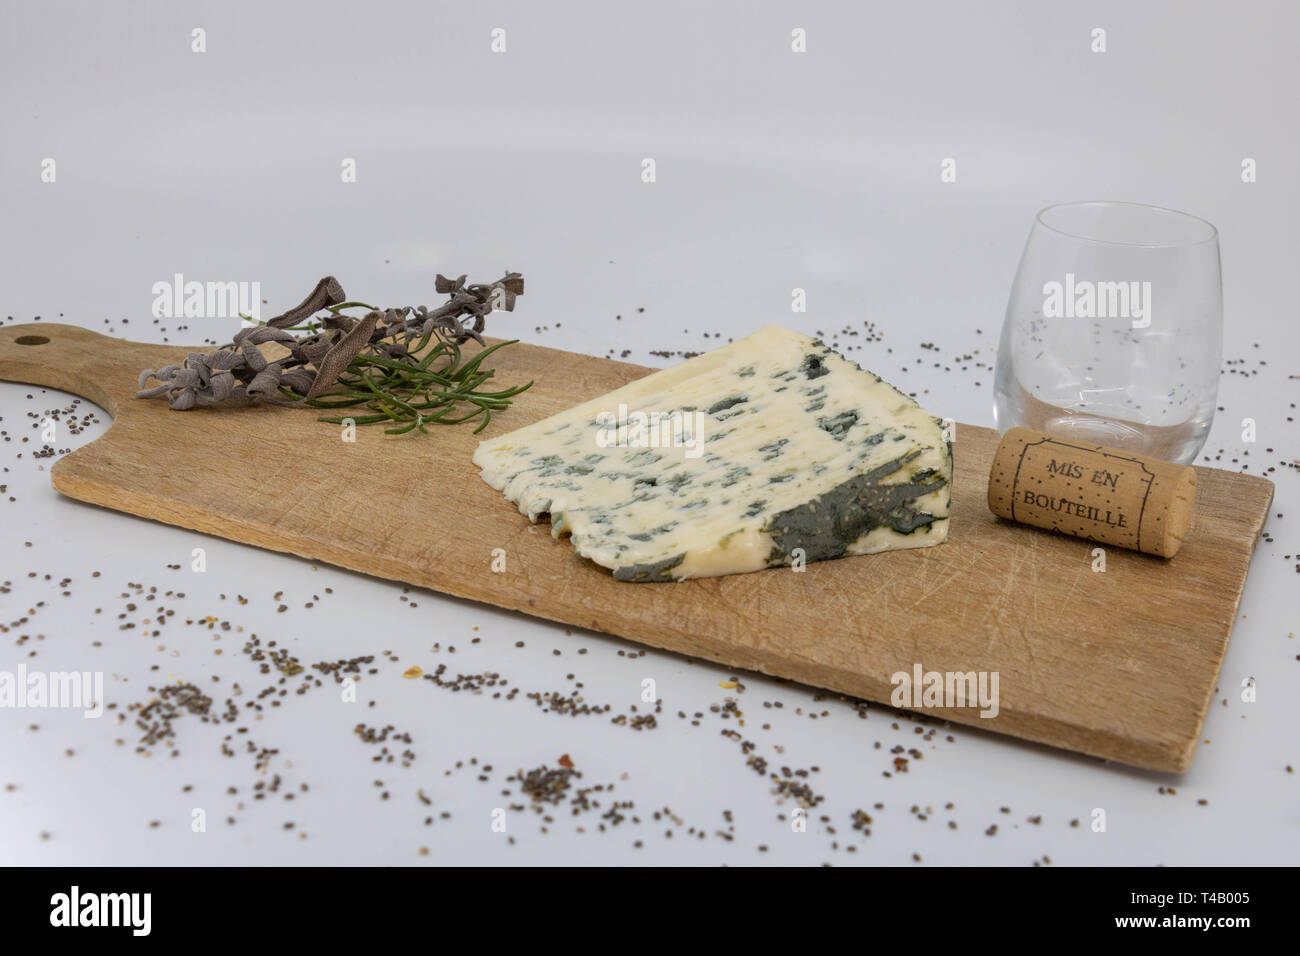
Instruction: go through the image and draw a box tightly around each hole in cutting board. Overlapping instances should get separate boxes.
[15,335,50,346]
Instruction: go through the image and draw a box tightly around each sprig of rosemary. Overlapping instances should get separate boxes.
[300,328,532,435]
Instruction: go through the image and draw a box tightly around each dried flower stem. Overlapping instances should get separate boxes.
[136,273,532,434]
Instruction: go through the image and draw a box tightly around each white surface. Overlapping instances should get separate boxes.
[0,0,1296,866]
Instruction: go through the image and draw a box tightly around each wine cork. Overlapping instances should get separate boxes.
[987,427,1196,558]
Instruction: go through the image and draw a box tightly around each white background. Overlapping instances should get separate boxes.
[0,1,1296,865]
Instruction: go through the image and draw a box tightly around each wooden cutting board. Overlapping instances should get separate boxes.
[0,323,1274,772]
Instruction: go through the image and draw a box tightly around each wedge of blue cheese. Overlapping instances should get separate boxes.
[473,326,952,581]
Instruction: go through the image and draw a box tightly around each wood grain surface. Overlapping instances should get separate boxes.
[0,323,1275,772]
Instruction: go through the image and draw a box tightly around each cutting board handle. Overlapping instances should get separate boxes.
[0,323,181,418]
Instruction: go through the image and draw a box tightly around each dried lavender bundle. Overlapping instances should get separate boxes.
[136,272,531,434]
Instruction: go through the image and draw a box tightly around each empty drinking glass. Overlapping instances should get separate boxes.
[993,201,1222,464]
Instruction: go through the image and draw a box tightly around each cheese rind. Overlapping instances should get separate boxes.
[473,326,952,581]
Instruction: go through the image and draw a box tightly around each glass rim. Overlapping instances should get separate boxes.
[1035,201,1219,249]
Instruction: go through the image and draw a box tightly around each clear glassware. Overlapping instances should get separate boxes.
[993,201,1222,465]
